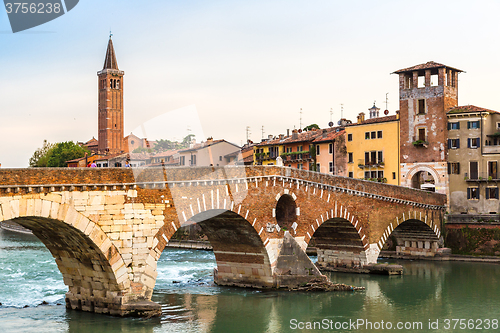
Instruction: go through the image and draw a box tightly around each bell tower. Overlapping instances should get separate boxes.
[97,36,124,155]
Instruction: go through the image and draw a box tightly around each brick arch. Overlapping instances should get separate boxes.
[404,164,441,189]
[0,196,131,315]
[375,211,441,253]
[154,208,274,288]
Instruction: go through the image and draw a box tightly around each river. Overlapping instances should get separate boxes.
[1,228,500,332]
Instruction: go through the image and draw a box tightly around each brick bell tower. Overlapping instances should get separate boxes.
[393,61,463,194]
[97,36,124,155]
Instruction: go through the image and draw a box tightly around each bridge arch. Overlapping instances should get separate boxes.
[155,209,273,288]
[386,218,441,256]
[0,196,131,315]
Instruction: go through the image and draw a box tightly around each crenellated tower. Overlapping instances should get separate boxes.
[97,36,124,155]
[393,61,463,194]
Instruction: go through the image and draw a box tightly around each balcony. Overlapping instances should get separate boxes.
[281,152,312,162]
[357,159,385,169]
[483,145,500,154]
[464,172,500,182]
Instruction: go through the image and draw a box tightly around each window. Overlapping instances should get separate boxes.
[365,132,370,140]
[297,163,303,170]
[377,171,384,179]
[467,187,480,200]
[329,143,333,154]
[180,156,185,166]
[348,134,353,141]
[349,172,353,178]
[377,151,383,163]
[371,131,376,139]
[448,139,460,149]
[486,187,499,199]
[418,128,426,142]
[191,155,197,166]
[470,161,478,179]
[316,163,320,171]
[418,99,426,114]
[364,171,370,178]
[286,147,292,153]
[392,172,396,180]
[348,152,353,163]
[297,145,303,152]
[219,156,222,161]
[468,121,480,129]
[447,162,460,174]
[377,131,382,138]
[370,171,377,178]
[489,161,498,179]
[448,122,460,130]
[329,162,333,173]
[468,138,480,149]
[497,122,500,131]
[316,145,320,155]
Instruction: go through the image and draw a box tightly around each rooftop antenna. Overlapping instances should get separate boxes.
[340,104,344,119]
[246,126,251,143]
[299,108,303,129]
[328,108,334,127]
[385,93,389,110]
[109,30,112,39]
[261,126,265,140]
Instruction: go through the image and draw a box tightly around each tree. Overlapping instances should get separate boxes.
[303,124,320,131]
[29,140,90,167]
[29,140,54,167]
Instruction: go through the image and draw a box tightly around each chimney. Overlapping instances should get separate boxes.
[279,134,284,140]
[292,129,299,140]
[206,137,214,145]
[287,129,290,137]
[357,112,365,124]
[268,134,273,141]
[322,129,327,138]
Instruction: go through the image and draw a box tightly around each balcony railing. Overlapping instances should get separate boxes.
[281,153,312,162]
[464,172,500,182]
[357,159,385,169]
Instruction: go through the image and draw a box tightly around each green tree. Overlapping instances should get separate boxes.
[29,141,90,167]
[29,140,54,167]
[303,124,320,131]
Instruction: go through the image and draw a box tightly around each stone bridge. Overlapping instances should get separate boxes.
[0,166,446,316]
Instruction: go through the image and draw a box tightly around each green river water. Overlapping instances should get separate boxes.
[1,228,500,332]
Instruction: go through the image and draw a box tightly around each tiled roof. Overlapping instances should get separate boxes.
[312,129,345,143]
[179,139,238,152]
[447,105,500,114]
[152,150,179,158]
[393,61,463,74]
[345,115,398,126]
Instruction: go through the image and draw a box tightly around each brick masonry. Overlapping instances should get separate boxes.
[0,166,446,316]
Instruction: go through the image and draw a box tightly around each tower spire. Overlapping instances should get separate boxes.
[103,36,119,70]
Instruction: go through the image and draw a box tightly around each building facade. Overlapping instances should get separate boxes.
[345,112,400,185]
[312,129,347,176]
[394,61,462,194]
[447,105,500,216]
[178,138,241,167]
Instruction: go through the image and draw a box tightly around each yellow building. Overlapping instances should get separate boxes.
[253,135,286,165]
[345,108,400,185]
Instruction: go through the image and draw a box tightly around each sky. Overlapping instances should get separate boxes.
[2,0,500,167]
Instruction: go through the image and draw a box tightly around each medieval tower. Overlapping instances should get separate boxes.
[394,61,462,194]
[97,36,124,154]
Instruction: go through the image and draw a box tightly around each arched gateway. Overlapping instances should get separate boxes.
[0,166,445,316]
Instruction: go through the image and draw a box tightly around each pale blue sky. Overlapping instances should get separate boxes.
[2,0,500,167]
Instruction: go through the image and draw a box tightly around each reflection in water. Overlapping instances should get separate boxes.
[3,228,500,332]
